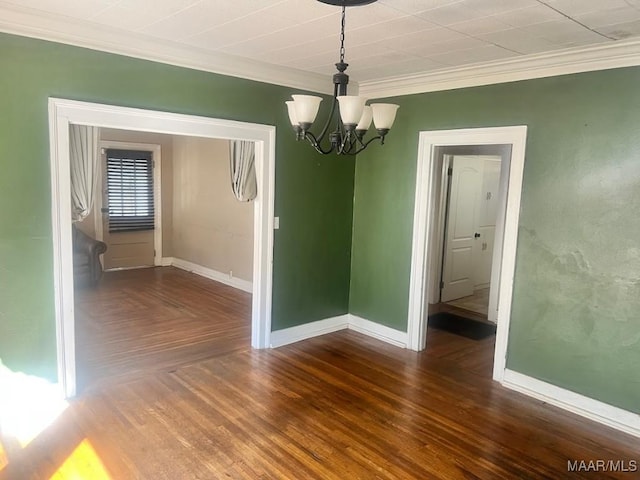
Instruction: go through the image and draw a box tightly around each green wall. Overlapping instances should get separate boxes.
[4,30,639,416]
[350,68,640,413]
[0,33,355,380]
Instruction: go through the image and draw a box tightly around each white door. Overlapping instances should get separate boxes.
[473,157,502,288]
[441,156,482,302]
[101,148,156,270]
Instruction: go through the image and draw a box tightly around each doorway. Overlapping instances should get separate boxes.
[49,98,275,398]
[437,147,510,322]
[406,126,527,383]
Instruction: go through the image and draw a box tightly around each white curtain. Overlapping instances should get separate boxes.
[229,140,257,202]
[69,124,99,222]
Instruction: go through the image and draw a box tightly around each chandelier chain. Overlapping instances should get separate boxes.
[339,5,346,63]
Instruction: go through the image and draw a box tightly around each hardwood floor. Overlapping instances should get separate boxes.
[74,267,252,391]
[2,267,638,479]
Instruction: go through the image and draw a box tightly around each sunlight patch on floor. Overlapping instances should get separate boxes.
[0,442,7,471]
[50,438,112,480]
[0,359,68,446]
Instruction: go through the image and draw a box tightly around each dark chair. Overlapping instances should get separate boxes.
[72,225,107,287]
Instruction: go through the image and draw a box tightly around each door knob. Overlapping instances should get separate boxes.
[474,232,481,238]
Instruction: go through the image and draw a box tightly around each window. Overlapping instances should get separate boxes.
[106,149,154,233]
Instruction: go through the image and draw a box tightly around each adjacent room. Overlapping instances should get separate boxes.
[71,127,255,391]
[1,0,639,478]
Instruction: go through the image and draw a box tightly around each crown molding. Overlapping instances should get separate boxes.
[4,2,640,100]
[0,3,333,95]
[359,38,640,99]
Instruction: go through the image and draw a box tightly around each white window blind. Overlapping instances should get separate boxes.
[106,149,154,233]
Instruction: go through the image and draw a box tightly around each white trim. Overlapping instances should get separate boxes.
[406,126,528,384]
[49,103,75,400]
[5,3,640,100]
[359,38,640,99]
[49,98,275,398]
[270,315,350,348]
[104,265,153,272]
[93,150,103,246]
[153,146,162,266]
[406,133,439,352]
[160,257,173,267]
[503,370,640,439]
[171,257,252,294]
[348,315,408,348]
[427,155,451,305]
[0,3,332,95]
[269,313,408,349]
[96,140,163,266]
[487,154,511,323]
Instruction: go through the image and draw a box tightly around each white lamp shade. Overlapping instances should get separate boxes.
[292,94,323,125]
[356,105,372,131]
[285,101,298,126]
[337,96,366,125]
[371,103,400,130]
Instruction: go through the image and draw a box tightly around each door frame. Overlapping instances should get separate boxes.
[49,98,276,398]
[95,141,163,267]
[406,126,527,383]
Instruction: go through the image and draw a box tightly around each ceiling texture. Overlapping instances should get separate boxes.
[3,0,640,97]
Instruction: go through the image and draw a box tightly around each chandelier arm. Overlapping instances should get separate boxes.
[338,129,359,155]
[349,134,385,155]
[303,130,335,155]
[353,132,368,149]
[337,131,350,155]
[337,128,364,154]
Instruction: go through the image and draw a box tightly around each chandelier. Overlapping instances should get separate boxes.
[285,0,399,155]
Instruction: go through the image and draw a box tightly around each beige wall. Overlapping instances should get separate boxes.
[172,137,254,282]
[75,130,253,281]
[99,128,175,256]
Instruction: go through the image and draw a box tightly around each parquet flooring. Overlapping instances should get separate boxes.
[2,267,638,479]
[74,267,251,391]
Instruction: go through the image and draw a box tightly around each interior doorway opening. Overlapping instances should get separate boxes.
[406,126,527,383]
[49,99,275,398]
[433,145,511,323]
[71,129,258,392]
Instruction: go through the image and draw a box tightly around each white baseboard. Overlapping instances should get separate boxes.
[270,313,408,350]
[503,369,640,439]
[270,315,350,348]
[348,314,408,348]
[160,257,173,267]
[169,257,253,293]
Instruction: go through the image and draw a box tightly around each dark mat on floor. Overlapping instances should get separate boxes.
[428,312,496,340]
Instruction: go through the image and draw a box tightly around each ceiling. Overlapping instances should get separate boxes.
[3,0,640,96]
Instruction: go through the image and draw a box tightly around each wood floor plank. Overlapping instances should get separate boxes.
[74,267,251,391]
[2,267,638,479]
